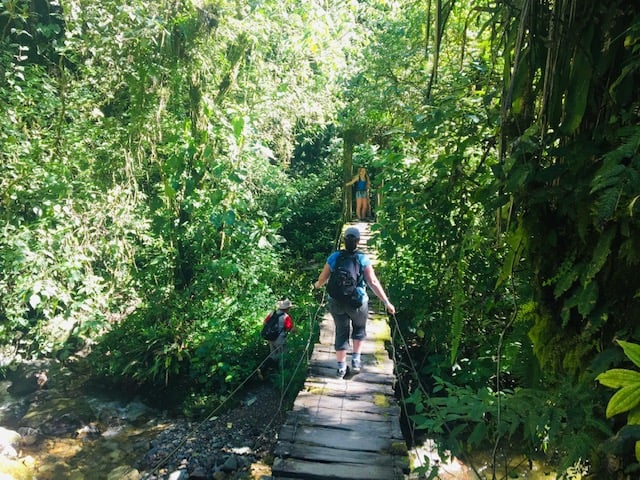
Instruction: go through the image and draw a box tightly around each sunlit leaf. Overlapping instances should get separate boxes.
[606,384,640,418]
[29,294,41,309]
[619,341,640,368]
[596,369,640,389]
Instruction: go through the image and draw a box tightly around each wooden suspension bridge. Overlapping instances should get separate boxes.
[271,221,410,480]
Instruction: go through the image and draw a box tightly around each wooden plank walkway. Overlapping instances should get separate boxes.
[272,222,409,480]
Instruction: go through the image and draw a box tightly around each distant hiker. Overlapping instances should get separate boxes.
[345,167,371,221]
[314,226,395,378]
[261,298,294,368]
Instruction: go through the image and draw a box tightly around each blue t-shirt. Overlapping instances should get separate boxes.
[355,179,368,191]
[327,251,371,301]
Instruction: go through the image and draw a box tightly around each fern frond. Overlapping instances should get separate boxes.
[602,125,640,164]
[546,251,579,298]
[620,238,640,265]
[594,186,622,224]
[590,163,625,195]
[582,227,615,283]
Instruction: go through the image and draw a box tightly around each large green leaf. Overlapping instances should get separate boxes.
[596,369,640,389]
[619,341,640,369]
[562,41,593,134]
[606,384,640,418]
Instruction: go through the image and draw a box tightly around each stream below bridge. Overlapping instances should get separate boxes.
[0,356,284,480]
[0,358,565,480]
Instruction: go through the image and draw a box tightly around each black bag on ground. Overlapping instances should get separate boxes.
[261,310,284,341]
[326,250,363,308]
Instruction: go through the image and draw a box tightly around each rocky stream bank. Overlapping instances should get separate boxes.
[0,359,290,480]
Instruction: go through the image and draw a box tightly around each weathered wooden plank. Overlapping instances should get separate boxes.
[312,342,391,357]
[274,441,408,469]
[299,383,397,402]
[303,379,395,398]
[272,456,403,480]
[306,368,396,386]
[284,413,394,434]
[308,352,395,371]
[288,401,397,421]
[304,381,395,396]
[305,375,395,390]
[273,222,408,480]
[285,412,405,442]
[307,357,395,373]
[290,392,399,416]
[277,424,391,452]
[286,405,396,425]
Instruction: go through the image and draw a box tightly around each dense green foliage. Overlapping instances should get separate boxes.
[343,0,640,476]
[1,0,640,477]
[0,0,348,403]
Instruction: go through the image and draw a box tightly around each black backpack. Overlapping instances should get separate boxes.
[261,310,284,341]
[326,250,363,307]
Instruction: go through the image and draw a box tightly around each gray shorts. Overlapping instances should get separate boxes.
[355,190,368,199]
[268,333,287,360]
[329,298,369,351]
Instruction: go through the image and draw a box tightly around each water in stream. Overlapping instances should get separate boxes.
[0,358,588,480]
[0,359,167,480]
[408,439,564,479]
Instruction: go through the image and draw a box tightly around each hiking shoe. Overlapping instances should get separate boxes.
[351,358,361,373]
[336,367,347,379]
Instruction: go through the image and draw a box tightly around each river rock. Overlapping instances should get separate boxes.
[189,466,208,479]
[5,362,49,396]
[20,394,94,436]
[75,422,101,439]
[168,469,188,480]
[0,455,34,480]
[1,445,17,459]
[106,465,140,480]
[0,427,20,449]
[17,427,40,445]
[221,454,238,472]
[123,400,153,424]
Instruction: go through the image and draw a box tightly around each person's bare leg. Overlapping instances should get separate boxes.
[336,349,348,377]
[351,339,363,372]
[357,198,365,219]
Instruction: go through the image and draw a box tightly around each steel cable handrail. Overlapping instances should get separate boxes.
[144,225,345,478]
[389,310,482,479]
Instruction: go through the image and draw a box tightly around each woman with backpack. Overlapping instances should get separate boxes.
[314,226,395,378]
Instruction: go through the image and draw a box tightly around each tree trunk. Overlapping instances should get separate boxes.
[343,135,354,221]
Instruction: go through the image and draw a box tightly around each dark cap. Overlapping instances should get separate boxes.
[344,226,360,239]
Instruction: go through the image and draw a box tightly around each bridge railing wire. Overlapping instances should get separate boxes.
[144,264,334,478]
[144,223,345,479]
[252,289,326,448]
[142,348,280,479]
[388,310,482,479]
[251,223,342,455]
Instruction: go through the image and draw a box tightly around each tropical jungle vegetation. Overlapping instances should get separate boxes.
[1,0,639,477]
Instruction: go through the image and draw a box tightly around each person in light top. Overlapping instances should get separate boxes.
[314,227,395,378]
